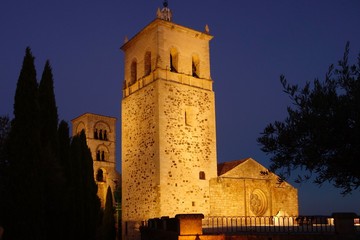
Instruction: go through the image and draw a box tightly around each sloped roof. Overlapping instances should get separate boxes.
[217,158,250,176]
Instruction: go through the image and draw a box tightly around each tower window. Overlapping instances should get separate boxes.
[144,51,151,76]
[192,55,200,78]
[96,150,106,161]
[104,130,108,140]
[96,169,104,182]
[170,48,178,73]
[96,150,101,161]
[99,129,103,140]
[94,128,98,139]
[199,171,206,180]
[130,60,137,85]
[94,127,109,141]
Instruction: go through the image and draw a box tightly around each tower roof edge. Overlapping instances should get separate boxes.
[120,18,213,51]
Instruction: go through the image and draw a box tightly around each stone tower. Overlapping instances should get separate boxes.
[121,2,217,239]
[72,113,119,208]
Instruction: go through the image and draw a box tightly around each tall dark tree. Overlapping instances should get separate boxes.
[1,48,102,239]
[58,120,71,185]
[39,60,65,239]
[0,115,10,227]
[70,131,101,239]
[114,181,122,238]
[258,42,360,194]
[0,115,10,167]
[5,47,47,239]
[39,60,58,152]
[56,120,75,238]
[98,186,116,240]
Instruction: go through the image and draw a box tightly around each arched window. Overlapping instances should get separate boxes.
[199,171,206,180]
[144,51,151,76]
[130,60,137,85]
[101,151,105,161]
[100,129,104,140]
[94,128,98,139]
[96,150,101,161]
[170,48,178,73]
[96,169,104,182]
[104,130,108,140]
[192,55,200,78]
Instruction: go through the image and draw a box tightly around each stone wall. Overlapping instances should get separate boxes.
[209,159,298,217]
[158,79,217,217]
[122,83,160,221]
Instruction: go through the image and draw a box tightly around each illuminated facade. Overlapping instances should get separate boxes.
[120,3,298,240]
[121,4,217,240]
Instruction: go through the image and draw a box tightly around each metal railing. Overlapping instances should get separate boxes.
[203,216,337,234]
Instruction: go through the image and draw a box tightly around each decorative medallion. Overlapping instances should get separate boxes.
[250,189,267,216]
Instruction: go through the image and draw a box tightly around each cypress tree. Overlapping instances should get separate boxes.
[0,116,10,168]
[57,120,74,238]
[99,186,116,240]
[6,47,46,239]
[39,60,65,239]
[70,131,101,239]
[39,60,58,152]
[0,116,10,228]
[58,121,71,185]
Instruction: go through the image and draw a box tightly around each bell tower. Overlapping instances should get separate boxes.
[121,2,217,239]
[72,113,119,208]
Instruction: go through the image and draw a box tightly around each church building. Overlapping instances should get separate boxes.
[120,2,298,240]
[75,2,298,240]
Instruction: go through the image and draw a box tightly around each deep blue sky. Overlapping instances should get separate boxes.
[1,0,360,215]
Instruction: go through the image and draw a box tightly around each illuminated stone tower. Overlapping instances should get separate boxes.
[72,113,119,208]
[121,2,217,239]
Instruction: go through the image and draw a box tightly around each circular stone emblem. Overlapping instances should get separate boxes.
[250,189,268,216]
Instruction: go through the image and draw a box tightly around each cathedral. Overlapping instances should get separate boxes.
[71,2,298,240]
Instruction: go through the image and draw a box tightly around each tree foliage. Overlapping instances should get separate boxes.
[98,186,116,240]
[5,47,47,239]
[0,48,102,239]
[258,42,360,194]
[39,60,59,153]
[0,115,10,166]
[70,130,101,240]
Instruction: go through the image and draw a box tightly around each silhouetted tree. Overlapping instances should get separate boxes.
[5,47,47,239]
[1,47,102,239]
[70,131,101,239]
[39,60,66,239]
[0,115,10,227]
[114,181,122,238]
[0,115,10,167]
[56,120,74,238]
[258,42,360,194]
[39,60,59,152]
[98,186,116,240]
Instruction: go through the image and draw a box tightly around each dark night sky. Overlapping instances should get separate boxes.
[1,0,360,215]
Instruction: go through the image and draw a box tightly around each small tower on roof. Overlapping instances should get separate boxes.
[156,0,172,21]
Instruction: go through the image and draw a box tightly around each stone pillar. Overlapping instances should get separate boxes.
[161,216,170,230]
[332,212,357,236]
[175,214,204,236]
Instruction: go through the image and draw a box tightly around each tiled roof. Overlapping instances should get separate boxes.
[217,158,250,176]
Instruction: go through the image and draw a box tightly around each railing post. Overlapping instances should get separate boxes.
[332,212,357,237]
